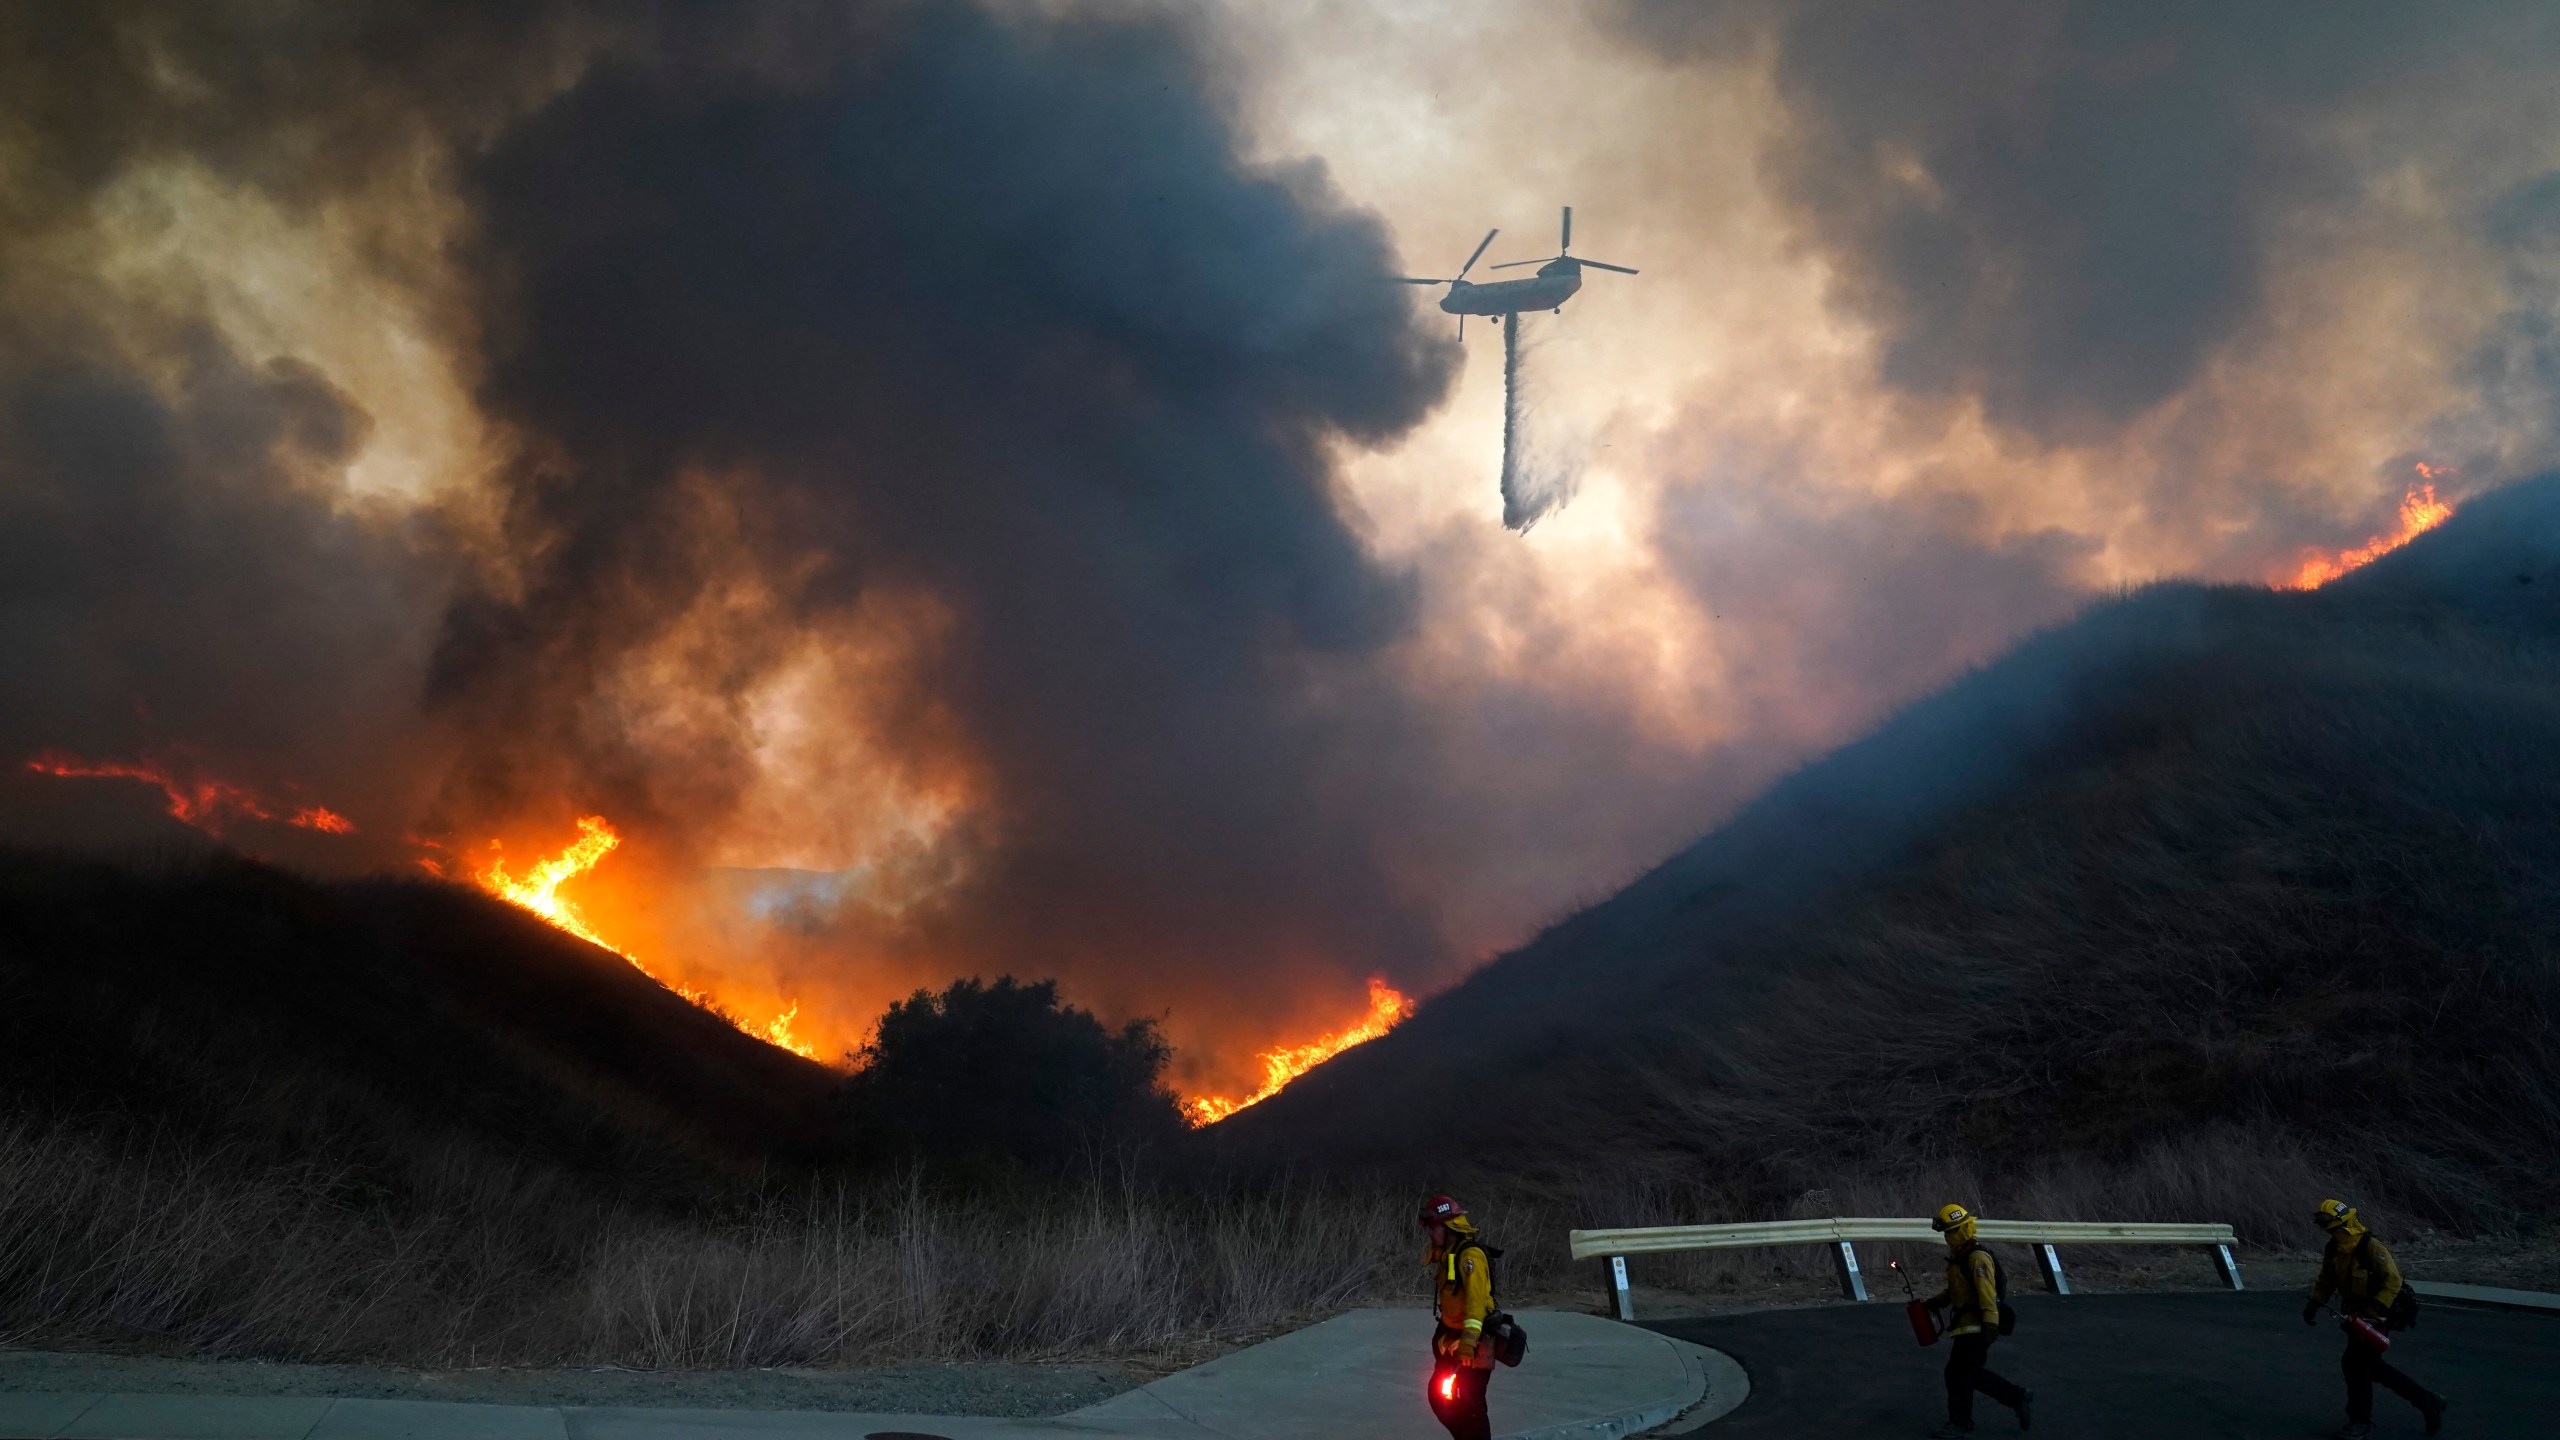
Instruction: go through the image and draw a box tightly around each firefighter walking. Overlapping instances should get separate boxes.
[1420,1193,1497,1440]
[1924,1203,2034,1436]
[2304,1198,2446,1437]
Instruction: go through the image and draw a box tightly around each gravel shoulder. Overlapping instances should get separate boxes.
[0,1349,1143,1416]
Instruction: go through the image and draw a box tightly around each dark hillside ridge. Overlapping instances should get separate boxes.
[0,851,841,1196]
[1231,474,2560,1236]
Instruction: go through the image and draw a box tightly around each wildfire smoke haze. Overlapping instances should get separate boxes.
[8,1,2560,1108]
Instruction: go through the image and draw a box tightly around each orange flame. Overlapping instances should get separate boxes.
[472,816,820,1060]
[24,751,355,837]
[1183,977,1411,1126]
[2284,474,2456,590]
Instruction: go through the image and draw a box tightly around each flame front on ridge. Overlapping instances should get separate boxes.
[1183,978,1412,1126]
[473,815,821,1060]
[2284,474,2456,590]
[25,751,354,837]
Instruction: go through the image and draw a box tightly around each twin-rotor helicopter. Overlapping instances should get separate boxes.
[1396,206,1637,339]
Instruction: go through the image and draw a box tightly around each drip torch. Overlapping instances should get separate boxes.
[2317,1303,2392,1354]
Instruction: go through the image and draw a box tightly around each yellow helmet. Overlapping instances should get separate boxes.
[2315,1198,2359,1232]
[1931,1203,1977,1244]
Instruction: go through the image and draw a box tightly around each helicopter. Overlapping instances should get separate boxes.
[1396,207,1638,339]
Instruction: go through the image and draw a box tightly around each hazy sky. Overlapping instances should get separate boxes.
[6,0,2558,1093]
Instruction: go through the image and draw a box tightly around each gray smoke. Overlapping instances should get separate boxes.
[1614,0,2560,441]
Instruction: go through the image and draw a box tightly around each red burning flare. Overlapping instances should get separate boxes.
[24,751,354,836]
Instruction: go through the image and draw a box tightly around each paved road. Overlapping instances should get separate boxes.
[1648,1290,2555,1437]
[0,1309,1715,1440]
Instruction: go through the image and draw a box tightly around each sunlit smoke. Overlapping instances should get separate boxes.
[1183,978,1412,1125]
[2283,474,2458,590]
[24,752,355,838]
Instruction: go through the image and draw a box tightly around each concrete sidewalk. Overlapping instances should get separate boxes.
[0,1309,1723,1440]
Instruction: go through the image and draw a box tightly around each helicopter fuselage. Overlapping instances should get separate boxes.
[1440,260,1584,317]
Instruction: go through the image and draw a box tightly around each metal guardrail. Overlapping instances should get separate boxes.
[1569,1217,2245,1321]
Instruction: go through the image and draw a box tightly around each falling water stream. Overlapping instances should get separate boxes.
[1499,314,1530,531]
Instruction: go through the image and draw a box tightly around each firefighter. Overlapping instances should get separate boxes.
[1923,1203,2033,1437]
[2303,1199,2446,1438]
[1420,1193,1496,1440]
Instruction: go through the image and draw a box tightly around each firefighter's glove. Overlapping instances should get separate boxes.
[1457,1335,1478,1363]
[2302,1299,2321,1326]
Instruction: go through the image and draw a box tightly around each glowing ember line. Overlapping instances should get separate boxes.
[471,816,820,1060]
[2284,477,2455,590]
[1183,978,1411,1126]
[24,751,357,837]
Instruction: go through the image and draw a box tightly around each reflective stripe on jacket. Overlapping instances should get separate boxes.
[1930,1244,2001,1336]
[1427,1221,1496,1367]
[2310,1234,2405,1316]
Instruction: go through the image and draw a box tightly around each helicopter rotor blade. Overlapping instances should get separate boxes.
[1561,205,1572,253]
[1576,259,1639,275]
[1454,228,1500,282]
[1487,257,1552,270]
[1392,277,1450,284]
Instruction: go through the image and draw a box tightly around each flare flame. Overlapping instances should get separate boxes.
[1183,977,1412,1126]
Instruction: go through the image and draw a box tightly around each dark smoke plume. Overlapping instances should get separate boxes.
[0,0,1470,1072]
[434,0,1462,1045]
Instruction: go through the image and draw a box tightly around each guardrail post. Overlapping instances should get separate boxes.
[1832,1240,1869,1301]
[2210,1244,2245,1291]
[2033,1243,2070,1295]
[1606,1255,1636,1321]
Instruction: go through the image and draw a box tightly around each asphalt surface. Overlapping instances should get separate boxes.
[1647,1290,2556,1438]
[0,1309,1710,1439]
[0,1352,1139,1417]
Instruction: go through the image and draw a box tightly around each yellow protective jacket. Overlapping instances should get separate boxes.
[2309,1231,2405,1318]
[1929,1243,2003,1337]
[1426,1217,1496,1367]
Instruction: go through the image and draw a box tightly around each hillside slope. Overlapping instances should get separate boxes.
[0,850,842,1192]
[1230,474,2560,1237]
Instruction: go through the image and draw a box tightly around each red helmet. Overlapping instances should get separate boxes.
[1419,1193,1465,1227]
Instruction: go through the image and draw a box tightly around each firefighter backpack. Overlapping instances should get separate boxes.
[1984,1247,2017,1336]
[1454,1238,1529,1366]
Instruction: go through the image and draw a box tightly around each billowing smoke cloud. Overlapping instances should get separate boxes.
[1614,0,2560,440]
[432,0,1461,1057]
[0,0,1473,1084]
[17,0,2560,1097]
[0,0,578,858]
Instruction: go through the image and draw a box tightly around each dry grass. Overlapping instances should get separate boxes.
[0,1117,1423,1368]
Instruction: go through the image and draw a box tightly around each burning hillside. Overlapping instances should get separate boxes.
[467,816,818,1059]
[1183,979,1411,1125]
[26,752,352,837]
[2283,471,2457,590]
